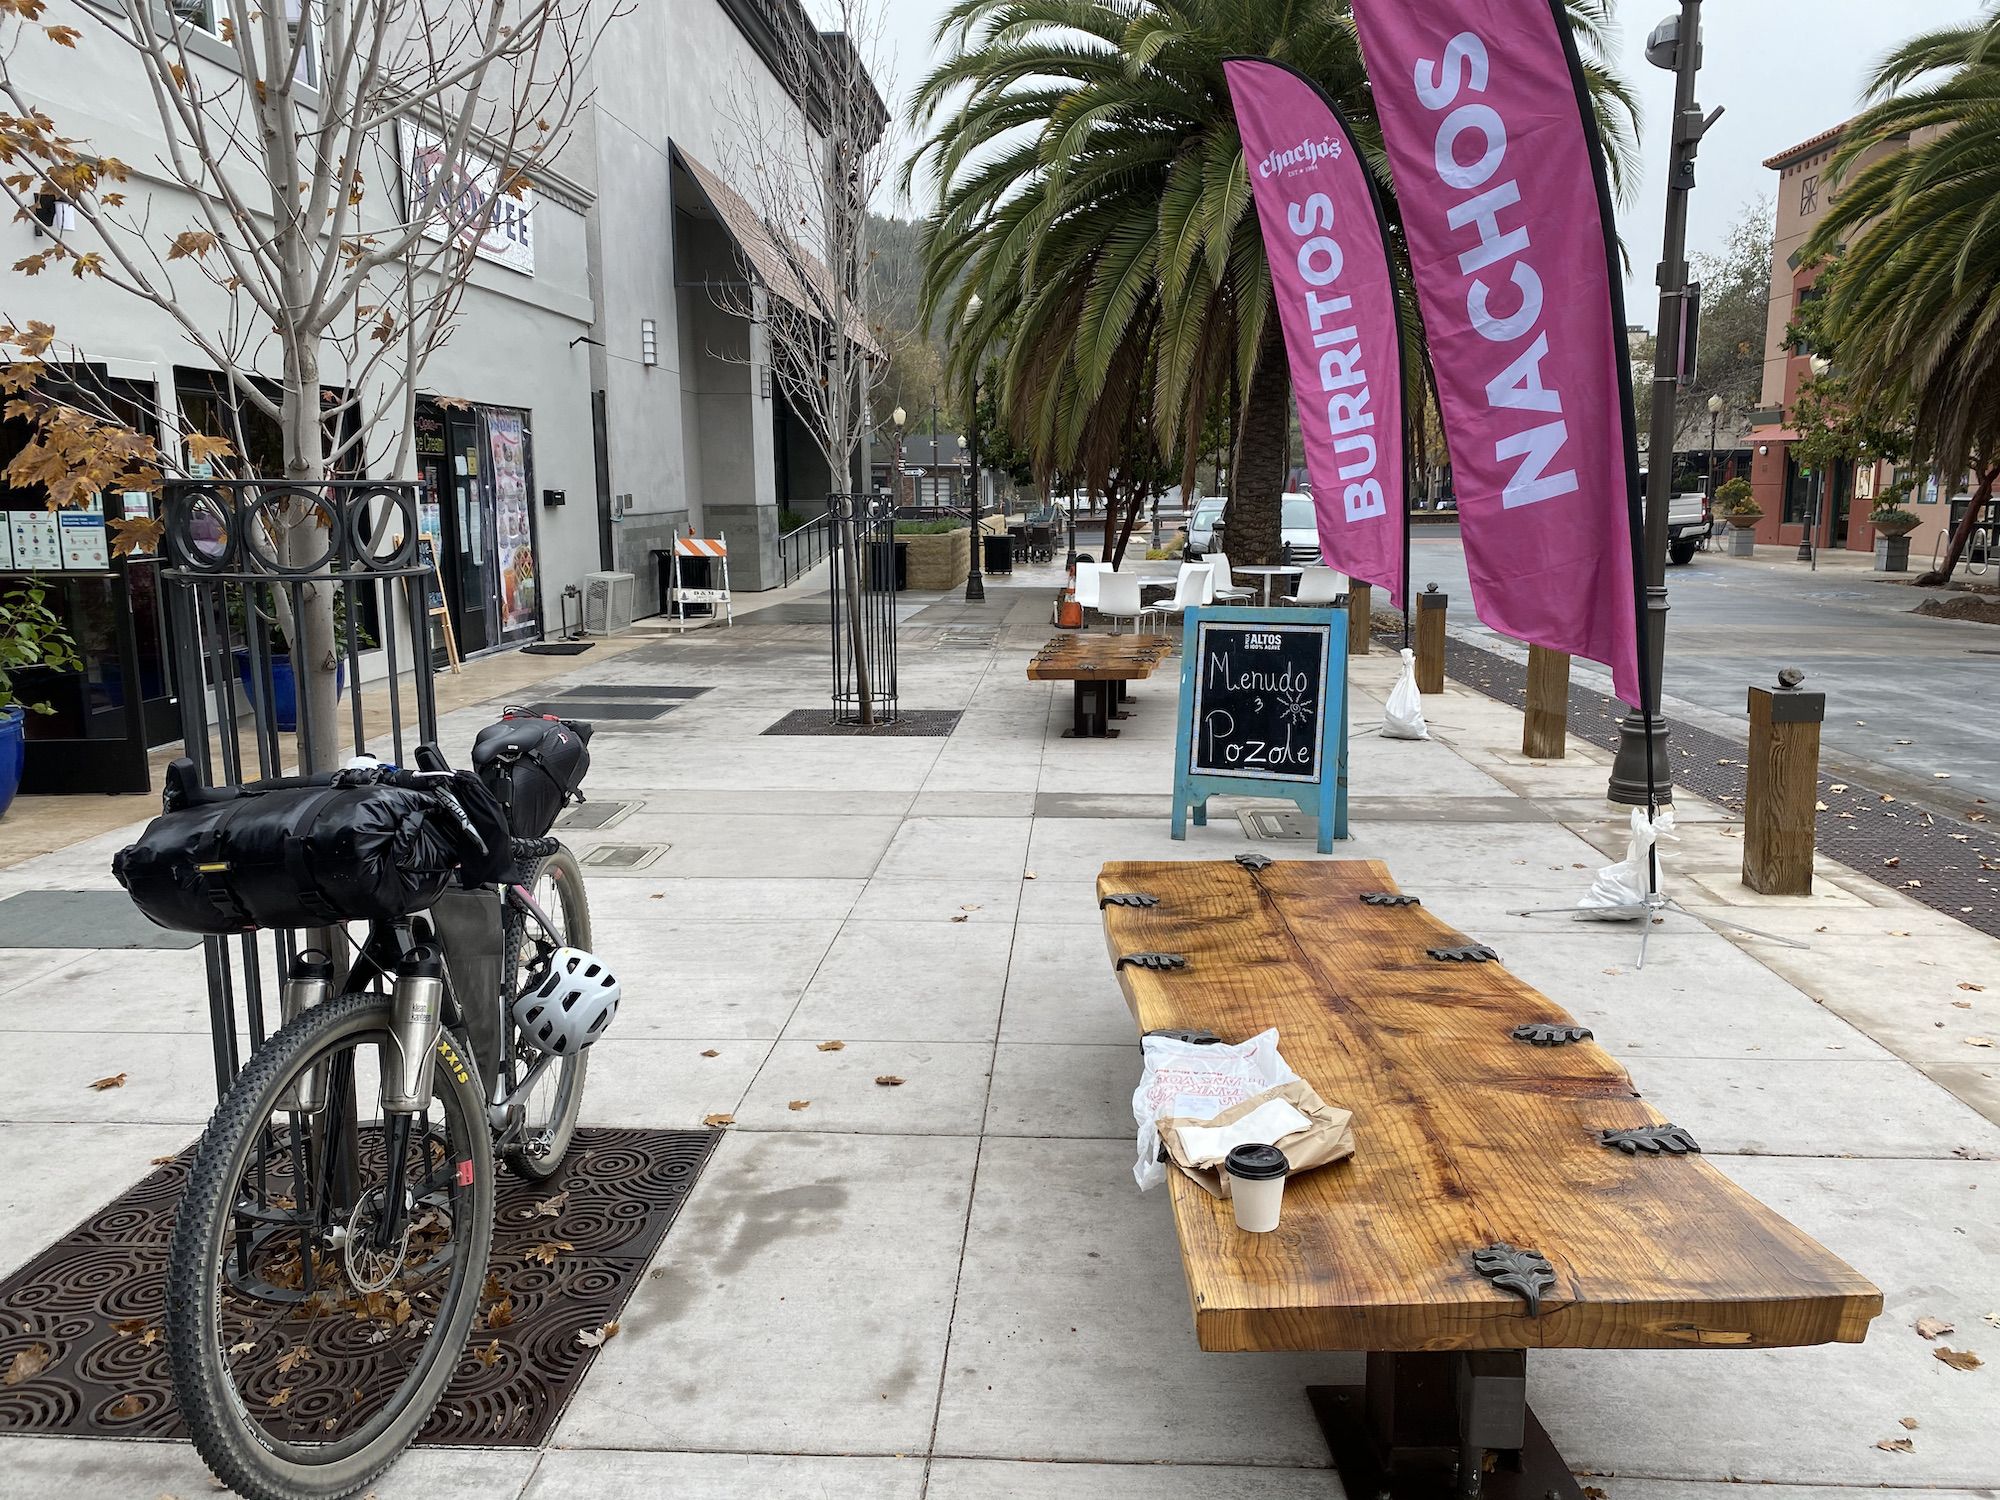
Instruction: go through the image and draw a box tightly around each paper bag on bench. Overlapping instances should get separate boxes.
[1155,1080,1355,1199]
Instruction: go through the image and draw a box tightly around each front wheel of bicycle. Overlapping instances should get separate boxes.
[503,845,592,1180]
[166,990,495,1500]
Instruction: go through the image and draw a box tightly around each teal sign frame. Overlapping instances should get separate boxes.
[1170,605,1349,852]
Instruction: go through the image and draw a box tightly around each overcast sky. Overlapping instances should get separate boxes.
[854,0,1989,318]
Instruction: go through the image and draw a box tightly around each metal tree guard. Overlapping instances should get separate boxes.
[826,493,898,726]
[159,478,438,1096]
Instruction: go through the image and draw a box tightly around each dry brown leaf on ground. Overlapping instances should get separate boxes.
[268,1386,293,1409]
[700,1049,720,1058]
[474,1340,501,1369]
[1874,1437,1913,1453]
[1883,857,1901,868]
[274,1345,312,1374]
[531,1190,569,1219]
[875,1075,906,1087]
[89,1072,127,1091]
[485,1296,515,1330]
[950,914,970,923]
[150,1155,177,1166]
[1967,1037,1994,1048]
[1916,1316,1956,1340]
[576,1320,620,1349]
[481,1272,507,1302]
[106,1393,145,1420]
[1961,982,1986,992]
[524,1240,573,1266]
[702,1113,735,1127]
[1023,871,1037,879]
[4,1345,50,1385]
[1899,1416,1919,1430]
[816,1040,845,1052]
[788,1100,810,1111]
[110,1317,149,1337]
[1933,1347,1983,1371]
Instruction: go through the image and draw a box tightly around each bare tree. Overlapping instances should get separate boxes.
[705,0,892,720]
[0,0,621,761]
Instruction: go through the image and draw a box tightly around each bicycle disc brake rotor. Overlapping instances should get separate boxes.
[342,1186,411,1293]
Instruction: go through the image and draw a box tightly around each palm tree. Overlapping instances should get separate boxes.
[1804,6,2000,583]
[906,0,1638,565]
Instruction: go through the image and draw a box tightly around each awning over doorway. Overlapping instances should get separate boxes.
[671,145,883,360]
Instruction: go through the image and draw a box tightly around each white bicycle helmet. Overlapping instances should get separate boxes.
[513,948,620,1056]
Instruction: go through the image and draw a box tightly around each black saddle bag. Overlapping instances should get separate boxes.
[115,777,467,934]
[471,712,593,839]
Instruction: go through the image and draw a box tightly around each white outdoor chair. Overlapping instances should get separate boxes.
[1072,562,1104,611]
[1204,551,1253,602]
[1154,564,1213,631]
[1283,565,1347,606]
[1096,571,1154,635]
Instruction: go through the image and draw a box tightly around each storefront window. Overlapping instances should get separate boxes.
[486,410,539,640]
[1783,454,1814,525]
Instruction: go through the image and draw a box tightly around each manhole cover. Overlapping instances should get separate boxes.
[1238,806,1313,841]
[762,709,962,737]
[557,800,634,832]
[0,1127,718,1448]
[935,627,1001,648]
[579,844,666,870]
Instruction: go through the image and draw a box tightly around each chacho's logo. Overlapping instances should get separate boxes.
[1259,136,1343,179]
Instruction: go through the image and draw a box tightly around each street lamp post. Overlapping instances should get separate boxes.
[1796,355,1830,564]
[1706,393,1724,503]
[961,426,984,602]
[891,405,907,507]
[1609,0,1718,808]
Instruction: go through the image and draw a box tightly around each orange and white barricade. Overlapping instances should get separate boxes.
[670,533,732,628]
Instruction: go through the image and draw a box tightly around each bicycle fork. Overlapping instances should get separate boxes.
[370,948,447,1253]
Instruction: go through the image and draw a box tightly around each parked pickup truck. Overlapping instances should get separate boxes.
[1667,490,1710,565]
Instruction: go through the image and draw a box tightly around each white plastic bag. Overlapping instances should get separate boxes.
[1382,647,1429,740]
[1576,808,1677,920]
[1131,1028,1298,1190]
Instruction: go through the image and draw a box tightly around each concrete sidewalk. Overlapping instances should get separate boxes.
[1,565,1996,1498]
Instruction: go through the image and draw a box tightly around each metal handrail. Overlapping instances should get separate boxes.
[780,512,832,585]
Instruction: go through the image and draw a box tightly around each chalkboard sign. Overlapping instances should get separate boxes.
[1171,606,1348,852]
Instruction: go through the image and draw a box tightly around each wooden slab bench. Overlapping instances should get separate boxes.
[1027,632,1174,738]
[1098,856,1880,1499]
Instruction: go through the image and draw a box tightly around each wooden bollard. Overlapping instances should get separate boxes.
[1414,584,1447,693]
[1743,669,1825,896]
[1346,581,1372,656]
[1522,645,1570,759]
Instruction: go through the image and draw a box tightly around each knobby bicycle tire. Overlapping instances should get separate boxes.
[165,990,495,1500]
[501,845,592,1180]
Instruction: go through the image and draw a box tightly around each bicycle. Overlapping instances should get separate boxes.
[144,730,615,1500]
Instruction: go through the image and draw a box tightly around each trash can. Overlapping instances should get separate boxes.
[868,539,905,592]
[982,532,1014,576]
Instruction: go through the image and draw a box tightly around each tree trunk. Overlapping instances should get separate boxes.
[279,339,341,774]
[1227,307,1289,566]
[1916,462,1998,586]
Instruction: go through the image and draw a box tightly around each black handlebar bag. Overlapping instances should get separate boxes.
[471,713,592,839]
[115,782,463,935]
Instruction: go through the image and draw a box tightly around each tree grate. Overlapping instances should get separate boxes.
[0,1126,717,1448]
[762,709,962,737]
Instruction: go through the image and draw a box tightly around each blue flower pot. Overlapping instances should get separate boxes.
[0,705,25,821]
[234,650,346,734]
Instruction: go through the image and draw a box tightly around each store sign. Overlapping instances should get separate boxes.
[400,125,536,275]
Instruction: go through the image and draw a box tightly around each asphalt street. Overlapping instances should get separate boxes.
[1404,529,2000,813]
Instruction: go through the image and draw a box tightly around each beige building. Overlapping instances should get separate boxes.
[1746,121,1955,563]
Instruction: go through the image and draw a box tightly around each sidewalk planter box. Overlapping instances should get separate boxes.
[1729,527,1758,557]
[0,705,24,819]
[902,527,971,591]
[1874,535,1911,572]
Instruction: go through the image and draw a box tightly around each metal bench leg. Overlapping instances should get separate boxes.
[1111,677,1134,719]
[1066,681,1117,739]
[1309,1352,1581,1500]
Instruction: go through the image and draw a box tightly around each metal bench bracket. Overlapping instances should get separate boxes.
[1427,944,1499,963]
[1235,851,1274,871]
[1470,1242,1557,1316]
[1360,891,1422,907]
[1116,951,1187,972]
[1600,1124,1701,1156]
[1511,1022,1593,1047]
[1099,892,1159,909]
